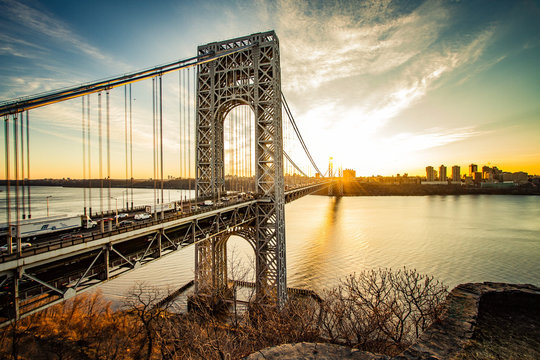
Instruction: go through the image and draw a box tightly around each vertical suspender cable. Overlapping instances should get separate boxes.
[183,69,187,192]
[243,106,246,191]
[240,106,246,192]
[188,67,192,204]
[178,70,184,198]
[159,75,164,220]
[234,110,237,191]
[229,110,232,190]
[4,116,12,253]
[87,96,92,216]
[152,78,156,218]
[82,97,87,216]
[14,114,20,251]
[129,84,133,210]
[248,107,252,190]
[98,92,103,231]
[124,85,128,210]
[106,90,111,230]
[20,111,26,220]
[26,110,31,219]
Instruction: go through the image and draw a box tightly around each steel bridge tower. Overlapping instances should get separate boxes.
[194,31,287,306]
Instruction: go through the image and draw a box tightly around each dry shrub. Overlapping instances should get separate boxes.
[319,268,448,355]
[0,290,135,360]
[0,268,447,359]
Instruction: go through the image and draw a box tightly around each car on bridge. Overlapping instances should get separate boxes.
[59,233,83,241]
[0,242,32,253]
[134,213,151,221]
[119,220,135,227]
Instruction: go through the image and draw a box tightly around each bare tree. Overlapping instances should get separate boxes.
[123,283,178,360]
[319,268,447,355]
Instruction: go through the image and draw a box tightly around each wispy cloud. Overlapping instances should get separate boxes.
[1,0,110,62]
[261,0,498,172]
[270,0,496,127]
[384,127,480,152]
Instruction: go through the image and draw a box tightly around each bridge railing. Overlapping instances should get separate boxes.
[0,196,255,264]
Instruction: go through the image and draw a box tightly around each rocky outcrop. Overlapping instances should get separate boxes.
[245,282,540,360]
[244,342,389,360]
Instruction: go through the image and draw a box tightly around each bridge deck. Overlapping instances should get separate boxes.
[0,183,328,326]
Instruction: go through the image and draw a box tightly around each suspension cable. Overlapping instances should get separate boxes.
[129,84,133,210]
[98,92,103,232]
[106,90,111,230]
[1,44,256,117]
[20,110,26,219]
[152,77,157,219]
[179,69,182,199]
[4,115,12,253]
[281,92,324,177]
[188,67,192,206]
[124,85,128,210]
[26,110,31,219]
[14,113,20,250]
[159,75,164,220]
[87,96,92,216]
[284,151,308,177]
[82,96,87,216]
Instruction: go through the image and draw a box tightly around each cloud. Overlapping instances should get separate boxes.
[275,0,448,92]
[263,0,498,173]
[384,127,480,152]
[1,0,109,61]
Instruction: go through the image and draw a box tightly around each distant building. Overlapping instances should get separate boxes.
[439,165,447,182]
[343,169,356,179]
[426,166,435,181]
[512,172,528,184]
[469,164,478,176]
[473,171,483,183]
[502,172,513,182]
[451,166,460,182]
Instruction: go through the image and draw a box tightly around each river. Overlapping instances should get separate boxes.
[2,187,539,303]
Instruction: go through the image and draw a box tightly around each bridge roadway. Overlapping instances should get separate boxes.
[0,182,328,324]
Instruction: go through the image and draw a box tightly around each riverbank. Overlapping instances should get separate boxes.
[312,181,540,196]
[2,179,538,195]
[0,178,195,190]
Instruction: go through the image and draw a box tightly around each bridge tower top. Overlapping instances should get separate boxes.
[198,31,278,56]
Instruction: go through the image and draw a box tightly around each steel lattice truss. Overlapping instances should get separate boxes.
[195,31,287,305]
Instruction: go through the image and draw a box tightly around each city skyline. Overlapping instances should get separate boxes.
[1,0,539,178]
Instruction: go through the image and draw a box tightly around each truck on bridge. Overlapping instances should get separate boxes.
[0,215,97,241]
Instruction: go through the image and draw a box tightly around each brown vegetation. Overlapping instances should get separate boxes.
[0,268,447,359]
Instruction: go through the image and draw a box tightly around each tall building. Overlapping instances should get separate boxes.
[439,165,447,182]
[426,166,435,181]
[343,169,356,179]
[452,166,461,182]
[469,164,478,176]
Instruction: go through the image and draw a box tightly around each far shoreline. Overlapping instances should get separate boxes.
[1,179,539,196]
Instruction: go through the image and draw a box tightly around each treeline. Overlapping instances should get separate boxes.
[314,181,540,196]
[0,268,447,360]
[0,179,195,190]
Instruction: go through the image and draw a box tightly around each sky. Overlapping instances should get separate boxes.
[1,0,539,178]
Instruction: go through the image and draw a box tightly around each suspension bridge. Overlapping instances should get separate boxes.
[0,31,338,326]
